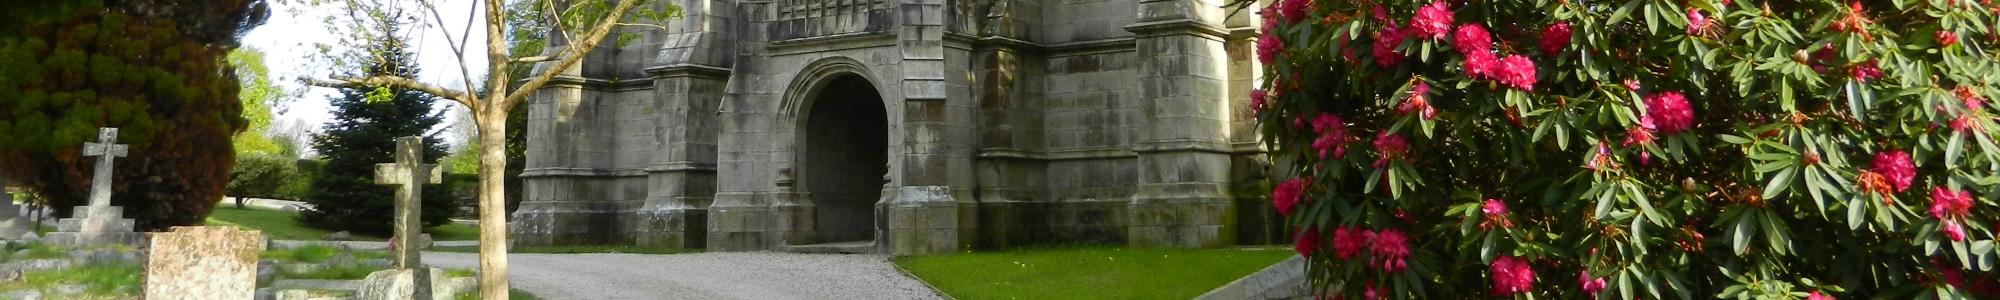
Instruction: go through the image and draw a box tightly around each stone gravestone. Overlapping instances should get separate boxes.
[0,175,33,239]
[373,136,439,299]
[47,128,142,246]
[143,226,263,299]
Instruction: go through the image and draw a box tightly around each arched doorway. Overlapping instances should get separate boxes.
[802,74,889,243]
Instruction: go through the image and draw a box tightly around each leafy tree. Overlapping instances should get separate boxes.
[303,1,676,296]
[299,23,454,236]
[227,153,296,207]
[231,46,290,156]
[1254,0,2000,298]
[0,0,268,230]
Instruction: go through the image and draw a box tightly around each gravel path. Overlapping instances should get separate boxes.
[421,251,944,300]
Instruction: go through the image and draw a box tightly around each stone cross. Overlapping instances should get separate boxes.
[373,136,439,272]
[143,226,263,299]
[81,128,128,207]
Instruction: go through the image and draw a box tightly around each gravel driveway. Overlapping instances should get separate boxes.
[421,251,944,300]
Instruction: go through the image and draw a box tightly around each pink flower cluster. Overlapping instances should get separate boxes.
[1294,228,1320,256]
[1642,91,1696,134]
[1257,32,1282,66]
[1450,24,1490,55]
[1312,113,1350,158]
[1373,24,1407,67]
[1275,0,1313,24]
[1808,291,1836,300]
[1319,227,1412,273]
[1872,150,1915,192]
[1398,82,1437,120]
[1370,229,1412,273]
[1272,178,1308,216]
[1249,89,1269,113]
[1495,56,1538,90]
[1540,22,1571,55]
[1481,199,1514,229]
[1372,132,1409,168]
[1577,270,1606,296]
[1930,187,1975,241]
[1408,1,1454,40]
[1489,256,1535,295]
[1851,59,1884,82]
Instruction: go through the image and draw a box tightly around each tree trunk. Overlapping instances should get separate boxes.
[475,106,511,299]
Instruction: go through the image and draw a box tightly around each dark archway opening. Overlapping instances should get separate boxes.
[803,74,888,243]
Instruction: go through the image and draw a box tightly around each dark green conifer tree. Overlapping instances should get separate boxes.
[300,23,454,235]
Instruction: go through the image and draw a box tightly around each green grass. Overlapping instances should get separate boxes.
[0,262,141,297]
[893,247,1295,300]
[260,244,340,263]
[1,241,68,261]
[430,245,697,255]
[283,263,382,280]
[205,205,481,241]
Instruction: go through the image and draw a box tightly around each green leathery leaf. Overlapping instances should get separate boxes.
[1762,167,1794,200]
[1630,216,1648,254]
[1595,184,1618,219]
[1948,132,1965,166]
[1609,0,1642,25]
[1846,195,1867,230]
[1733,212,1756,255]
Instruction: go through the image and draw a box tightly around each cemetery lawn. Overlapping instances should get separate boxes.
[430,245,697,254]
[205,205,481,241]
[893,247,1293,300]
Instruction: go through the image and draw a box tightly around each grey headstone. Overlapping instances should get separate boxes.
[322,231,351,241]
[354,269,415,300]
[143,226,264,300]
[0,176,30,239]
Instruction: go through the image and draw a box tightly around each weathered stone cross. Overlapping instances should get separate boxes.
[373,136,439,271]
[81,128,128,207]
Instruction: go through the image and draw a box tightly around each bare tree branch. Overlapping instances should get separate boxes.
[420,0,481,101]
[510,55,554,63]
[303,76,478,110]
[501,0,641,109]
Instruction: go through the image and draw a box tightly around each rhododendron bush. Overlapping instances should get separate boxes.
[1241,0,2000,298]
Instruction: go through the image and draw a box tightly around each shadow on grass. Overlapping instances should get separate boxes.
[206,206,480,241]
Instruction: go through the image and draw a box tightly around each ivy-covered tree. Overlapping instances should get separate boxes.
[1250,0,2000,298]
[300,24,454,235]
[0,0,268,230]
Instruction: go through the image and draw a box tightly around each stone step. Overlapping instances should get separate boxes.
[780,240,877,254]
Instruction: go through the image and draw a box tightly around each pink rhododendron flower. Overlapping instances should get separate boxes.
[1540,22,1571,55]
[1482,198,1508,215]
[1686,8,1716,36]
[1810,46,1838,73]
[1808,291,1836,300]
[1370,229,1411,273]
[1408,1,1454,40]
[1872,150,1915,192]
[1373,25,1407,67]
[1481,198,1514,229]
[1312,113,1349,158]
[1372,132,1409,168]
[1272,178,1307,216]
[1249,89,1268,113]
[1851,59,1884,82]
[1275,0,1312,24]
[1490,256,1535,295]
[1623,125,1656,147]
[1578,270,1606,295]
[1363,283,1381,300]
[1463,51,1498,80]
[1451,23,1491,55]
[1930,187,1974,241]
[1642,91,1695,134]
[1938,31,1960,48]
[1495,55,1537,90]
[1332,227,1366,259]
[1294,228,1320,256]
[1398,82,1437,120]
[1256,32,1282,66]
[1624,79,1642,91]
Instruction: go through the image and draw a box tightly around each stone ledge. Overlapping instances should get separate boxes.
[1193,255,1308,300]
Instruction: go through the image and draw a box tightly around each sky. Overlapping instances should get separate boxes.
[241,0,492,149]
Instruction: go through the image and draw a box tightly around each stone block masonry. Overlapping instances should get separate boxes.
[515,0,1281,254]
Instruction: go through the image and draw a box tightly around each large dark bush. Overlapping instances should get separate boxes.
[0,0,268,230]
[1252,0,2000,298]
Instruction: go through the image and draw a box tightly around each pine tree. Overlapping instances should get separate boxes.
[300,25,454,235]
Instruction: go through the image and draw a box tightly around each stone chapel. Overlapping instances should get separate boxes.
[513,0,1279,255]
